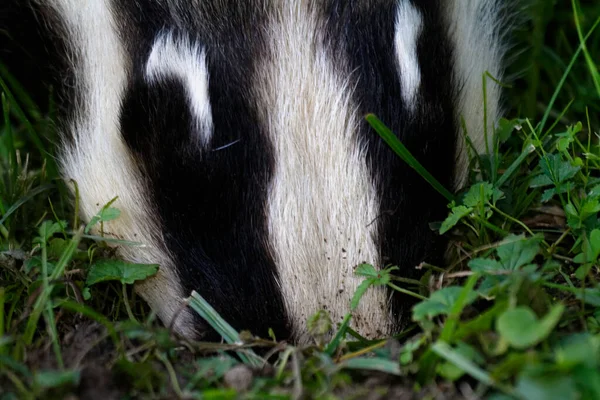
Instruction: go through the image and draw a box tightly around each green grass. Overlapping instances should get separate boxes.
[1,1,600,399]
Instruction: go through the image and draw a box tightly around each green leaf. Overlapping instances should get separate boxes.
[440,205,472,234]
[588,184,600,198]
[34,220,67,245]
[437,361,466,381]
[354,264,397,283]
[354,263,378,278]
[99,207,121,222]
[455,300,508,340]
[539,154,580,185]
[530,174,554,188]
[574,229,600,264]
[516,373,577,400]
[496,235,541,271]
[497,305,564,349]
[555,334,600,369]
[352,265,397,310]
[33,369,80,389]
[86,259,159,286]
[24,257,56,274]
[400,337,425,365]
[567,199,600,229]
[571,365,600,399]
[557,136,573,152]
[540,188,557,203]
[84,197,121,234]
[581,199,600,219]
[574,287,600,307]
[351,278,376,311]
[413,286,477,322]
[468,258,504,273]
[496,118,524,143]
[463,182,503,207]
[48,238,70,259]
[554,123,581,153]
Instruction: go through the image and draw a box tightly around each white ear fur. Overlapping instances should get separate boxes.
[146,32,214,147]
[394,1,423,113]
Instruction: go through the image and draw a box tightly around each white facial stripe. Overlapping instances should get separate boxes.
[394,1,423,112]
[255,4,391,343]
[146,32,213,147]
[46,0,196,337]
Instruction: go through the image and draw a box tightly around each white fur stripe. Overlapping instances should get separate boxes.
[46,0,195,336]
[394,0,423,112]
[445,0,504,187]
[256,4,391,343]
[146,32,213,147]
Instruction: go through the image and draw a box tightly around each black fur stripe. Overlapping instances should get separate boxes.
[115,2,290,340]
[324,0,457,326]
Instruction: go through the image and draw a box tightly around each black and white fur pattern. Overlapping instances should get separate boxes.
[1,1,506,342]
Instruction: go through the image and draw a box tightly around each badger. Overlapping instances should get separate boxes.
[1,1,506,343]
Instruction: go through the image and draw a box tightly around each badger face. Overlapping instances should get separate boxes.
[2,0,506,342]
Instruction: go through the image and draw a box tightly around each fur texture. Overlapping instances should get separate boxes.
[0,0,508,342]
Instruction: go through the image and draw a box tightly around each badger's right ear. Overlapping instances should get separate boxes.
[0,0,71,114]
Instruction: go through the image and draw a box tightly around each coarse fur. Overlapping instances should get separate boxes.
[0,0,509,343]
[445,0,511,187]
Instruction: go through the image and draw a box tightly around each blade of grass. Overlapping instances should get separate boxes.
[572,0,600,97]
[339,357,401,376]
[366,114,455,202]
[496,144,536,188]
[2,93,17,186]
[188,291,262,367]
[0,184,55,226]
[432,341,516,394]
[538,14,600,134]
[188,291,240,344]
[440,274,480,343]
[0,62,41,120]
[44,303,64,369]
[324,313,352,356]
[0,76,50,170]
[22,227,83,346]
[79,233,144,247]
